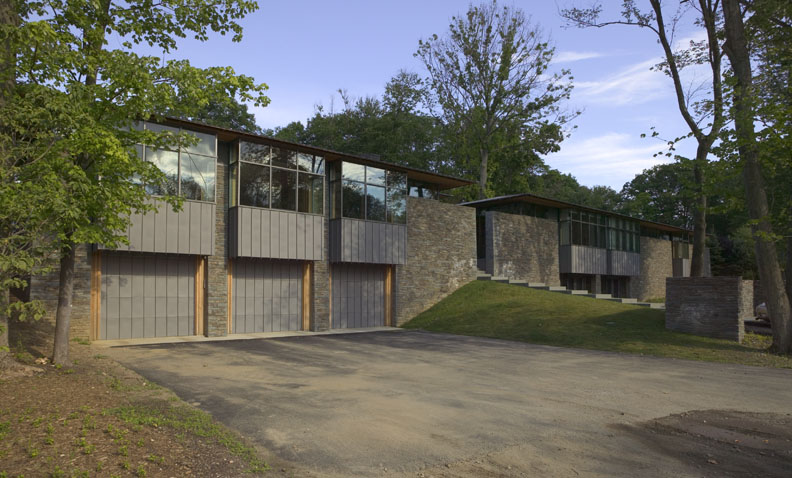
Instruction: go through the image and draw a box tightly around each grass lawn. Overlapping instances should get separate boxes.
[403,281,792,369]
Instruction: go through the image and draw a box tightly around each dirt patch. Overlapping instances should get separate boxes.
[0,341,304,478]
[616,409,792,478]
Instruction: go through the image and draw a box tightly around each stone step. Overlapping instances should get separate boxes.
[533,285,567,291]
[635,302,665,309]
[604,297,638,304]
[508,279,527,285]
[585,293,612,299]
[559,289,589,295]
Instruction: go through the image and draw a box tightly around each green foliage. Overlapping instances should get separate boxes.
[417,0,576,198]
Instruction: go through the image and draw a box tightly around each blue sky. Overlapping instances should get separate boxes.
[152,1,707,191]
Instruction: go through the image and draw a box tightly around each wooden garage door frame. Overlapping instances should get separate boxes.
[92,251,204,340]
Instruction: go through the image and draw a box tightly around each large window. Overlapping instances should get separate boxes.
[230,141,324,214]
[329,162,407,223]
[559,209,640,252]
[138,123,217,202]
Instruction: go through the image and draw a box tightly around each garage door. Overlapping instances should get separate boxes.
[232,259,303,333]
[101,252,196,340]
[331,264,385,329]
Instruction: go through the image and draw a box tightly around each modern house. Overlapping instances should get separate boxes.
[30,119,479,341]
[29,120,699,343]
[464,193,696,300]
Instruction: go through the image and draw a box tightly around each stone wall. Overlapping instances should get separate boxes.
[484,211,560,286]
[206,158,228,337]
[312,210,331,331]
[665,277,753,342]
[394,197,477,325]
[29,244,93,341]
[633,236,673,301]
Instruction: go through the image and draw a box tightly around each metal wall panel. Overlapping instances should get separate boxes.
[559,245,608,275]
[103,199,215,256]
[608,250,641,276]
[331,263,385,328]
[328,218,406,264]
[232,258,303,333]
[101,252,195,340]
[229,206,324,260]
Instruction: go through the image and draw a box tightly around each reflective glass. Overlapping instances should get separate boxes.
[271,147,297,169]
[366,166,386,186]
[182,130,216,157]
[342,162,366,182]
[366,185,386,221]
[180,152,216,201]
[229,162,238,207]
[386,189,406,224]
[240,142,270,164]
[240,163,270,208]
[298,174,324,214]
[297,152,325,174]
[331,180,341,219]
[271,168,297,210]
[145,147,179,196]
[342,180,364,219]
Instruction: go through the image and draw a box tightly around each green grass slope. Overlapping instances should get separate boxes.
[403,281,792,369]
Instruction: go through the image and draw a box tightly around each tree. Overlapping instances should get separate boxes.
[562,0,726,278]
[618,162,696,229]
[720,0,791,353]
[11,0,268,364]
[180,96,263,134]
[417,0,575,199]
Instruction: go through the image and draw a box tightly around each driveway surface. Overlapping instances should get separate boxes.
[109,330,792,477]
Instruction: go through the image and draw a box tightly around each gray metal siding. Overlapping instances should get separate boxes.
[101,252,195,340]
[608,250,641,276]
[331,263,385,328]
[104,199,215,256]
[559,245,608,275]
[229,207,324,260]
[232,258,303,333]
[328,218,406,264]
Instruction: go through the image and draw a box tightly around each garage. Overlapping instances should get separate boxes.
[331,263,388,329]
[100,252,198,340]
[232,258,304,333]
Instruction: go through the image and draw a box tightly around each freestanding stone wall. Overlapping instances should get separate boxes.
[633,236,673,301]
[484,211,560,286]
[394,197,477,326]
[665,277,753,342]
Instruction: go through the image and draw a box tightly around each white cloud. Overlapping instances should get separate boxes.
[545,132,674,189]
[574,59,672,106]
[554,51,605,63]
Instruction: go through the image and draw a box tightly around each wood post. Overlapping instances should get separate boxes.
[385,265,393,327]
[90,250,102,341]
[195,256,205,336]
[302,262,312,331]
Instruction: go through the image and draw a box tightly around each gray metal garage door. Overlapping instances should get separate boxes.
[232,259,303,333]
[101,252,195,340]
[331,264,385,329]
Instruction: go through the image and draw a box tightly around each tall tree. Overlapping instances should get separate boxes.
[618,162,696,229]
[721,0,791,353]
[562,0,726,277]
[417,0,575,198]
[12,0,268,364]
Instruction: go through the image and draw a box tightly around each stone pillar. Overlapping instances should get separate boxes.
[594,274,602,294]
[206,156,228,337]
[311,182,331,331]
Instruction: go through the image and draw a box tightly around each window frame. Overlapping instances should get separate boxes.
[231,140,325,216]
[331,161,408,224]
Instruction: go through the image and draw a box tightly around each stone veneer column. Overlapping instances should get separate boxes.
[312,211,331,331]
[206,158,228,337]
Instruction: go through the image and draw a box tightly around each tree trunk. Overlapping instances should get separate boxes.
[690,147,708,277]
[478,148,488,199]
[52,243,76,365]
[722,0,792,354]
[0,288,10,365]
[786,236,792,309]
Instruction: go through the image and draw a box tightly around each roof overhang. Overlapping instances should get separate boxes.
[461,193,691,235]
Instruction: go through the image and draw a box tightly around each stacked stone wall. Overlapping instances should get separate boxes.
[634,236,673,301]
[665,277,753,342]
[485,211,560,286]
[206,160,228,337]
[394,198,477,325]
